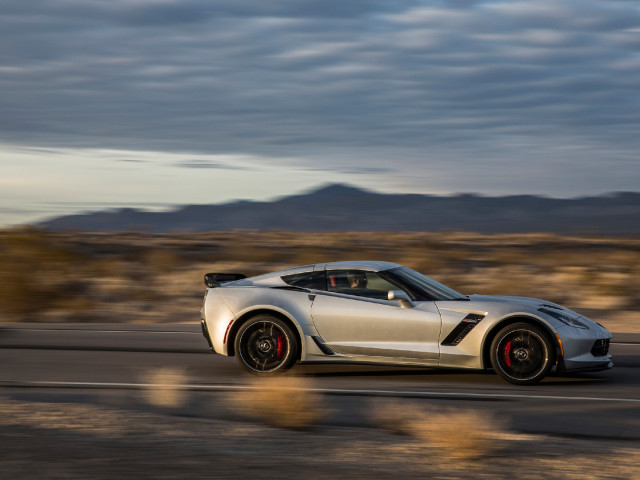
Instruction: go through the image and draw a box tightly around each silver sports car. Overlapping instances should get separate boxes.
[200,261,613,385]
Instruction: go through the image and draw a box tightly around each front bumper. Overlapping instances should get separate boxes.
[557,360,613,373]
[555,324,613,372]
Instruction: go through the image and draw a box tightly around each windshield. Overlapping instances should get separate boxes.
[386,267,465,301]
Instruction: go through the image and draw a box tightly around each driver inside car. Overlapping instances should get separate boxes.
[347,271,367,289]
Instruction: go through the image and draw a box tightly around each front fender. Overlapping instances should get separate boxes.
[479,313,560,369]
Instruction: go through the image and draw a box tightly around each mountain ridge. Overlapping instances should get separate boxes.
[38,183,640,234]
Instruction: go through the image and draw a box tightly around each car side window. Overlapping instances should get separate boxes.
[281,271,326,290]
[326,270,409,300]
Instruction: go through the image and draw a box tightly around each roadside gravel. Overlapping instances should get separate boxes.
[1,398,638,479]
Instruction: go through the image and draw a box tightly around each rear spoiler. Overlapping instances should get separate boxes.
[204,272,247,288]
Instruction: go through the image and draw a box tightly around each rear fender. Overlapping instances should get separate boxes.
[226,306,310,362]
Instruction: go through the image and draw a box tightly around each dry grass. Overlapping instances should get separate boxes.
[139,367,189,408]
[226,376,327,429]
[371,400,507,459]
[0,229,638,331]
[0,229,88,318]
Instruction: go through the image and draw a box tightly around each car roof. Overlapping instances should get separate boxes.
[234,261,403,287]
[324,260,401,272]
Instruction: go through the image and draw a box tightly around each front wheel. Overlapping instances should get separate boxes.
[490,323,555,385]
[234,315,298,374]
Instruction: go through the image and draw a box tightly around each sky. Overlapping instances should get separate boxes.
[1,0,639,226]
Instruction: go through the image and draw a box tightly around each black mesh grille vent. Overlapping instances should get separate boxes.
[591,338,610,357]
[441,314,485,346]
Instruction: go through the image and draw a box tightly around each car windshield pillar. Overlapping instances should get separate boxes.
[384,267,464,301]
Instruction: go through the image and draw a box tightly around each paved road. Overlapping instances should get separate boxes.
[2,323,639,440]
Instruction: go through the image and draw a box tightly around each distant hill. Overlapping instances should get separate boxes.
[38,184,640,234]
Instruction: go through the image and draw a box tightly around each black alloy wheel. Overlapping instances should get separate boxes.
[490,322,554,385]
[235,315,298,374]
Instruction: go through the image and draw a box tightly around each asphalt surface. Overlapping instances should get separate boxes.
[2,323,639,440]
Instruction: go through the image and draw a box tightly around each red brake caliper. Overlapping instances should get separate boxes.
[276,333,284,360]
[503,340,512,368]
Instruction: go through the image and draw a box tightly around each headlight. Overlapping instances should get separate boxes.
[538,307,589,329]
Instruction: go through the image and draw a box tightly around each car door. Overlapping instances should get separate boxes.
[310,269,441,364]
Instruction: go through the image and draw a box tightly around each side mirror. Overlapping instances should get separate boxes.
[388,290,414,308]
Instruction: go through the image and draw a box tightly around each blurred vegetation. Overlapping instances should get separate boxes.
[228,376,326,429]
[372,400,506,459]
[0,228,638,330]
[0,229,90,318]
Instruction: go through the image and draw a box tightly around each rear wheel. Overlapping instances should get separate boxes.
[234,315,298,374]
[490,322,554,385]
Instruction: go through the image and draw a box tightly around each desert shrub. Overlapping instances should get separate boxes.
[371,400,506,459]
[140,367,189,408]
[226,376,326,429]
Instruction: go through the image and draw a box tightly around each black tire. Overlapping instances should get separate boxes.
[490,322,555,385]
[234,315,298,374]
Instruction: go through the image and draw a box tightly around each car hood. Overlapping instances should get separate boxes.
[459,294,602,330]
[436,294,566,319]
[467,294,557,309]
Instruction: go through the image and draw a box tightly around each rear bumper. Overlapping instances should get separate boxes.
[200,318,216,353]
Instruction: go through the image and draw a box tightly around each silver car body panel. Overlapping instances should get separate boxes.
[201,262,613,372]
[311,292,441,364]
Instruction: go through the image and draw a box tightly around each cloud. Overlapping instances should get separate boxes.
[174,159,248,170]
[298,164,393,175]
[0,0,639,197]
[118,158,149,163]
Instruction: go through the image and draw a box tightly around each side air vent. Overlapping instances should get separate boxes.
[441,314,485,346]
[311,336,335,355]
[540,304,563,310]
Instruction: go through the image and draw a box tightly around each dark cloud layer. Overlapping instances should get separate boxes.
[1,0,639,193]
